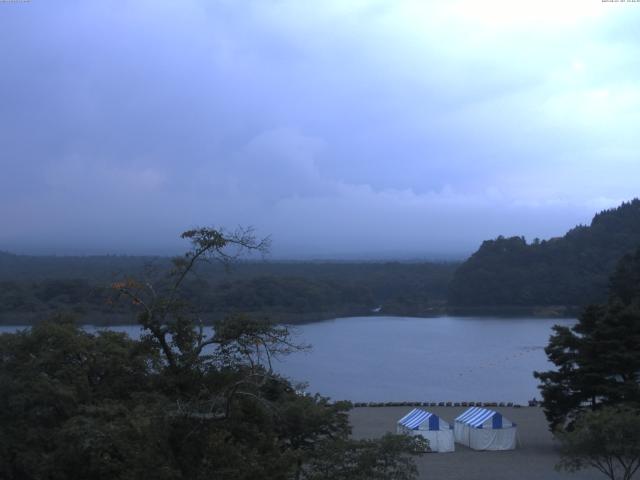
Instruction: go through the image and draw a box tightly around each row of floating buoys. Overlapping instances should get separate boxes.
[352,401,525,408]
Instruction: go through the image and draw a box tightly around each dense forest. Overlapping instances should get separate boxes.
[448,199,640,309]
[0,253,457,325]
[4,199,640,324]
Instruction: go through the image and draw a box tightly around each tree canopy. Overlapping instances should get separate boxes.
[449,199,640,308]
[534,246,640,430]
[0,227,423,480]
[0,251,456,326]
[556,406,640,480]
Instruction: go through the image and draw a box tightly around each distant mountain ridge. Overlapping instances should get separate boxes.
[0,251,162,282]
[448,199,640,308]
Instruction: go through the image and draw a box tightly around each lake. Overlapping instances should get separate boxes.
[0,315,572,404]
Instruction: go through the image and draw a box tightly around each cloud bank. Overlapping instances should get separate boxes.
[1,0,639,257]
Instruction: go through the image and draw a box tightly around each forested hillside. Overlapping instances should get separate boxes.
[448,199,640,308]
[0,254,457,324]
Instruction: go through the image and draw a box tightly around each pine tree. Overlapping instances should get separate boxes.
[534,246,640,430]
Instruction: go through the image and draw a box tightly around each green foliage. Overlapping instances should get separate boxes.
[449,199,640,307]
[301,434,424,480]
[0,256,457,324]
[556,406,640,480]
[0,317,167,480]
[610,248,640,306]
[0,228,422,480]
[535,246,640,430]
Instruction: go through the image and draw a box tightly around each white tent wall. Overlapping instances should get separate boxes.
[417,430,455,453]
[403,428,455,453]
[396,409,455,453]
[454,407,517,451]
[469,428,516,451]
[454,421,470,447]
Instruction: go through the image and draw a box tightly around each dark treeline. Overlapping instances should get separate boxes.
[448,199,640,309]
[4,198,640,323]
[0,253,457,324]
[0,253,159,282]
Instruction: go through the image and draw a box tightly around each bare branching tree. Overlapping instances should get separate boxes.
[112,226,306,421]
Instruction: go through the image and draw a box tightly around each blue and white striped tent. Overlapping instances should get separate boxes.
[397,409,454,452]
[454,407,516,450]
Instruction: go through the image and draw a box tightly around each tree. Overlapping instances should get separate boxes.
[112,226,273,374]
[448,198,640,308]
[301,434,425,480]
[0,316,170,480]
[556,406,640,480]
[0,227,423,480]
[534,246,640,430]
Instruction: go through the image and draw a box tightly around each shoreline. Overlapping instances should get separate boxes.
[0,307,579,326]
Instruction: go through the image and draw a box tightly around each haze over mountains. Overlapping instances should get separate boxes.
[3,2,640,259]
[2,199,639,324]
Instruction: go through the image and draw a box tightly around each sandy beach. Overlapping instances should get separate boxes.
[349,406,602,480]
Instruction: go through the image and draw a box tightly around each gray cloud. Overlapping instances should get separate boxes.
[1,0,639,257]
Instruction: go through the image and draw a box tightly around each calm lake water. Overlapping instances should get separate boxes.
[0,316,572,404]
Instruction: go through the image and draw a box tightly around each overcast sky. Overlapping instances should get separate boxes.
[1,0,639,258]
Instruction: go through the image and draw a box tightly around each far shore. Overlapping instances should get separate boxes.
[350,406,600,480]
[0,306,580,327]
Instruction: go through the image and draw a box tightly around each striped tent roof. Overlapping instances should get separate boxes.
[455,407,501,428]
[398,408,436,430]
